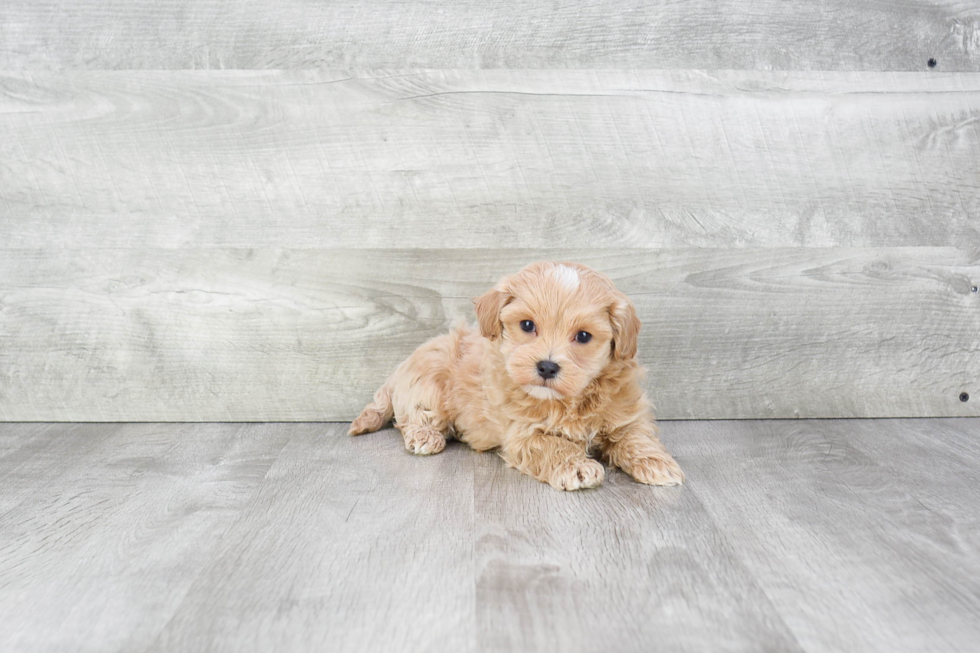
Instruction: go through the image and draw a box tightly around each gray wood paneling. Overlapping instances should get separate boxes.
[2,248,976,421]
[3,420,980,651]
[1,0,977,71]
[3,70,979,250]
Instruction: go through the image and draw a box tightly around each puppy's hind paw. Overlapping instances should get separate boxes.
[402,426,446,456]
[628,454,685,486]
[549,459,605,491]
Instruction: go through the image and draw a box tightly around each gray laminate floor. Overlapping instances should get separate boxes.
[1,420,978,652]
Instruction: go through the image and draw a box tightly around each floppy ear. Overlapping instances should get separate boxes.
[609,295,641,359]
[473,287,509,340]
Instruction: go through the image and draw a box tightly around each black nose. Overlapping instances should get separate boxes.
[536,360,560,380]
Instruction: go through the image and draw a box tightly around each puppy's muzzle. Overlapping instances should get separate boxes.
[536,360,560,380]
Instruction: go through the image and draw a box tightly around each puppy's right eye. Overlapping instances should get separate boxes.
[520,320,535,333]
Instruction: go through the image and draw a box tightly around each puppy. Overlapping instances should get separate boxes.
[349,261,684,491]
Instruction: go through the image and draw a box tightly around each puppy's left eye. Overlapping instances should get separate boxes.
[575,331,592,344]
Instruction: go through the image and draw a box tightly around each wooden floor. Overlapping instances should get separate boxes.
[1,420,978,652]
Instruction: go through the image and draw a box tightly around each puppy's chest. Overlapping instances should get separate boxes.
[513,405,606,447]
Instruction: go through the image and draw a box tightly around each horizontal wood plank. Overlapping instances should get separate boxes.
[1,248,976,421]
[2,70,980,249]
[1,0,978,71]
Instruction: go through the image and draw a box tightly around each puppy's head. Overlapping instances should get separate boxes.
[473,262,640,401]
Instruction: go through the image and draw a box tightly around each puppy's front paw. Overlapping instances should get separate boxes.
[401,426,446,456]
[628,454,685,486]
[549,459,605,491]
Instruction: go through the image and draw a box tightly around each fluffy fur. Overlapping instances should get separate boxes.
[349,261,684,491]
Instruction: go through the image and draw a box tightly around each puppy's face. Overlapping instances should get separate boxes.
[473,262,640,401]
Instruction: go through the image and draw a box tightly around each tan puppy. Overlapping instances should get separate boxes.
[349,261,684,491]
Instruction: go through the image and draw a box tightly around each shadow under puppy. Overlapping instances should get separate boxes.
[350,261,684,491]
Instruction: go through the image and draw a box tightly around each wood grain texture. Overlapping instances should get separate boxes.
[0,423,292,652]
[1,0,978,71]
[0,423,119,515]
[1,248,977,421]
[474,453,803,652]
[3,70,980,249]
[151,423,476,653]
[831,418,980,566]
[668,419,980,652]
[2,420,980,652]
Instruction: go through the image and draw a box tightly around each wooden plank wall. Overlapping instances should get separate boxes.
[1,1,978,420]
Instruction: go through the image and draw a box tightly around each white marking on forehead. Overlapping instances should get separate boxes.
[550,264,580,290]
[523,385,563,401]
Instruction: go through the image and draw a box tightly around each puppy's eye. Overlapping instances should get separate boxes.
[520,320,535,333]
[575,331,592,344]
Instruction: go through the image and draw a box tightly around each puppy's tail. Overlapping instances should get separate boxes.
[348,382,394,435]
